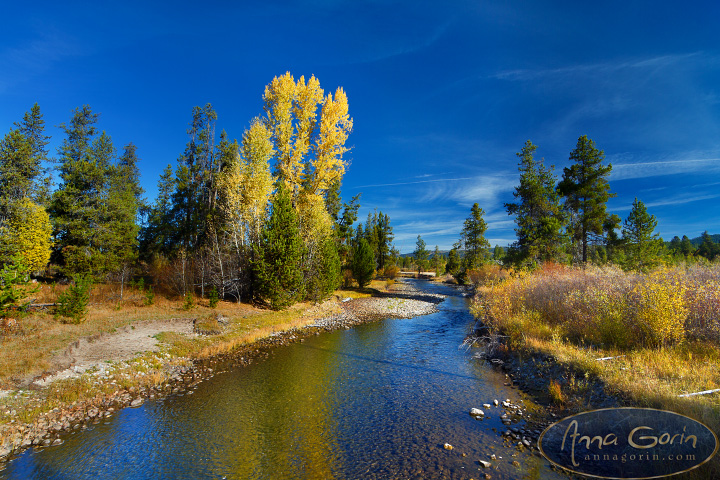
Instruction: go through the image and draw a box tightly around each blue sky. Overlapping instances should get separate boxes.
[2,1,719,253]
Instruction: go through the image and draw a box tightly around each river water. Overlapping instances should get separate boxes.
[0,280,568,479]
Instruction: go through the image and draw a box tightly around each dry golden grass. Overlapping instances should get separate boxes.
[0,281,257,388]
[472,263,720,478]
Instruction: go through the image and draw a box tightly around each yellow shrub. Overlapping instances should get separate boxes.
[631,274,687,347]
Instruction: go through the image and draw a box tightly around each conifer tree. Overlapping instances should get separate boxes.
[413,235,429,274]
[697,231,719,261]
[0,131,35,204]
[460,203,490,271]
[50,106,111,276]
[621,198,663,271]
[0,105,51,208]
[14,104,51,205]
[171,104,218,252]
[0,130,32,231]
[335,193,361,267]
[306,235,341,300]
[445,246,460,276]
[504,140,565,266]
[680,235,696,257]
[493,245,504,262]
[669,236,682,256]
[252,184,305,309]
[351,238,375,288]
[558,135,615,263]
[432,246,444,275]
[139,165,176,259]
[104,144,144,295]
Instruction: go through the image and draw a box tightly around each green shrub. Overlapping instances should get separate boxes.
[144,285,155,306]
[183,291,195,310]
[55,276,93,324]
[208,286,219,308]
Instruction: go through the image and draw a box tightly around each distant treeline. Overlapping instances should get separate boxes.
[401,138,719,282]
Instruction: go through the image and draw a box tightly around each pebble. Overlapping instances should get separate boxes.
[470,408,484,417]
[479,460,491,468]
[482,403,492,409]
[443,443,453,450]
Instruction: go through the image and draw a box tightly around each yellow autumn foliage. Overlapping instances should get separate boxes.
[308,87,352,195]
[263,72,352,198]
[6,198,52,272]
[631,272,687,347]
[218,118,275,248]
[471,264,703,350]
[296,192,334,246]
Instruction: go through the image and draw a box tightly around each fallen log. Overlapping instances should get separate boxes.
[678,389,720,398]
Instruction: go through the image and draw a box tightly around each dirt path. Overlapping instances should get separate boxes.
[31,318,196,388]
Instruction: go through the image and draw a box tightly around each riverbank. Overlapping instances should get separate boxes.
[0,279,444,462]
[468,263,720,479]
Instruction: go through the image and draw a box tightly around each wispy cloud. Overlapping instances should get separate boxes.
[349,19,453,65]
[419,175,517,206]
[492,53,707,82]
[355,176,474,189]
[610,157,720,181]
[615,192,720,211]
[0,32,84,93]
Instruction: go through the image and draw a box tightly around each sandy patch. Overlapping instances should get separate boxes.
[33,318,195,387]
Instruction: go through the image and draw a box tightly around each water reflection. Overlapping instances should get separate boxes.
[1,280,566,479]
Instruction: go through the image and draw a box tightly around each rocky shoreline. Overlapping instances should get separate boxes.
[0,280,445,462]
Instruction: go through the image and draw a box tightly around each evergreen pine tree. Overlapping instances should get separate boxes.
[460,203,490,271]
[335,193,361,267]
[697,231,719,261]
[621,198,663,271]
[104,144,144,296]
[680,235,696,257]
[557,135,615,263]
[139,165,176,259]
[669,236,682,256]
[504,140,565,266]
[170,105,218,253]
[445,246,460,276]
[252,184,305,309]
[50,106,112,276]
[493,245,504,262]
[432,245,444,275]
[14,103,51,205]
[413,235,429,274]
[351,238,375,288]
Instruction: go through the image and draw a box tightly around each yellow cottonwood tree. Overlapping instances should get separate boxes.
[240,118,275,245]
[262,72,352,199]
[264,73,303,195]
[291,75,323,184]
[7,198,52,272]
[308,87,352,195]
[218,118,275,250]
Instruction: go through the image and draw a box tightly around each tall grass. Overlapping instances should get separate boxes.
[474,263,720,349]
[471,262,720,478]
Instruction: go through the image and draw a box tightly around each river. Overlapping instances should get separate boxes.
[0,280,568,479]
